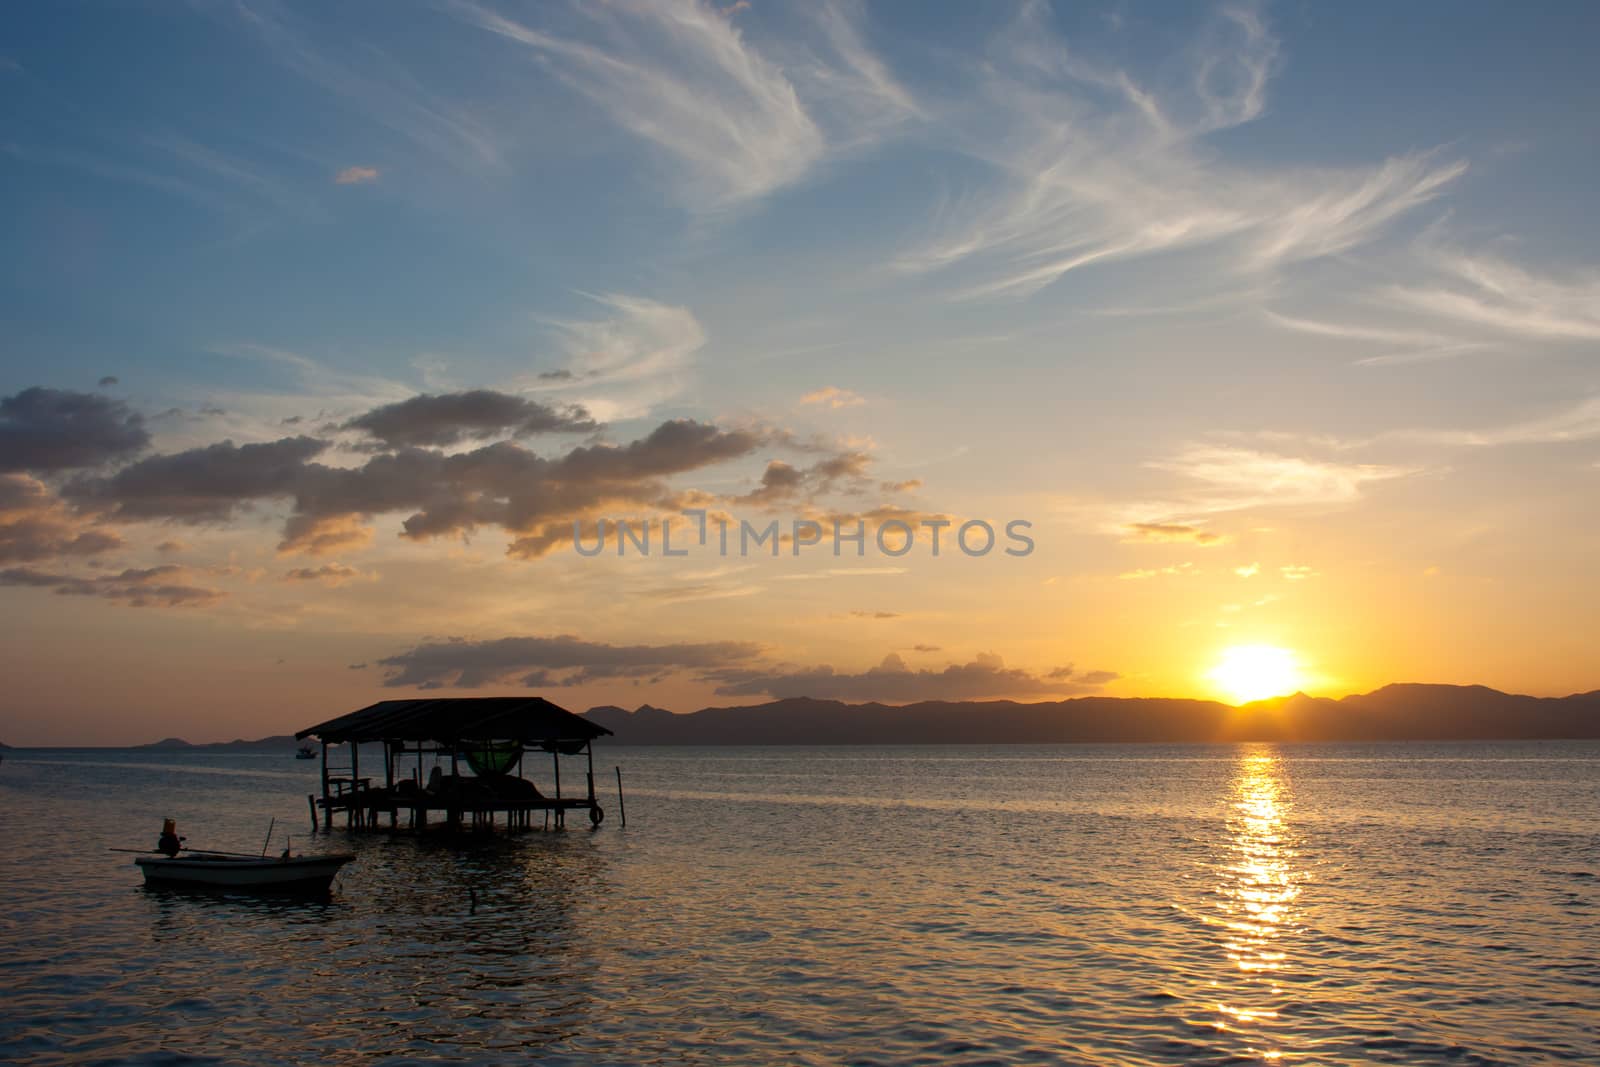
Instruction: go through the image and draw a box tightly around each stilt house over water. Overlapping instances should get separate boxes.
[296,697,613,832]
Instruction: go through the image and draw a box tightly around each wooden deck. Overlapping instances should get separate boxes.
[316,773,603,832]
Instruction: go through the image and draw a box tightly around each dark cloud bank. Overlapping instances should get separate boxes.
[0,385,910,567]
[341,390,599,448]
[375,635,1118,703]
[0,564,223,607]
[0,388,149,472]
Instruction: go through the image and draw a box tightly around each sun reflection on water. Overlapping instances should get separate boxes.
[1215,745,1302,1062]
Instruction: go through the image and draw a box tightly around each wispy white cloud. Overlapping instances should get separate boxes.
[774,0,921,145]
[1387,394,1600,448]
[1385,250,1600,340]
[455,0,915,209]
[233,1,502,170]
[183,343,414,451]
[1242,155,1466,271]
[896,4,1463,299]
[458,0,817,207]
[143,131,317,218]
[3,142,231,212]
[527,294,707,421]
[1149,444,1413,514]
[1262,310,1493,366]
[1191,4,1277,131]
[1263,311,1449,347]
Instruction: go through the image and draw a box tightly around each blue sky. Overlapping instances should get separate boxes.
[3,1,1599,742]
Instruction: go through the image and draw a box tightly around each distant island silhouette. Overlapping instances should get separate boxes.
[88,684,1600,749]
[581,684,1600,745]
[131,734,299,752]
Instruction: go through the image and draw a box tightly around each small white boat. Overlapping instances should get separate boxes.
[135,850,355,891]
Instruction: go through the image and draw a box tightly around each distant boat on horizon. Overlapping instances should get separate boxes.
[295,743,316,760]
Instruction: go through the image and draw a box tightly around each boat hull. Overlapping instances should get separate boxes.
[135,853,354,891]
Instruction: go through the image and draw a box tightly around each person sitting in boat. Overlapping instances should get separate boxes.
[157,818,185,857]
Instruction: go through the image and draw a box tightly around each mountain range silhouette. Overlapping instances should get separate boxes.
[582,684,1600,744]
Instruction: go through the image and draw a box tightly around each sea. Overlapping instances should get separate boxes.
[1,742,1596,1066]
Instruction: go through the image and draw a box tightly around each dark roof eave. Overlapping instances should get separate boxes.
[295,697,612,743]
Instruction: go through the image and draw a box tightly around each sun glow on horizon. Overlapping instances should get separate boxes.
[1208,645,1304,704]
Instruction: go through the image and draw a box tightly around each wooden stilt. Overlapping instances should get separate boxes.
[586,741,596,819]
[385,741,396,828]
[320,741,332,830]
[448,743,460,832]
[616,766,626,828]
[350,741,360,829]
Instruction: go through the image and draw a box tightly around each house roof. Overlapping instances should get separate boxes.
[295,696,612,744]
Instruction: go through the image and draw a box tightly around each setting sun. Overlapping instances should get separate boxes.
[1208,645,1303,704]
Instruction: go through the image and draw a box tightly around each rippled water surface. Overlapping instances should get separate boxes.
[2,742,1597,1065]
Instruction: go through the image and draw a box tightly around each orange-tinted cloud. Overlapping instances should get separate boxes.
[278,514,375,557]
[0,474,123,563]
[1123,521,1226,545]
[334,165,380,185]
[800,386,865,409]
[281,562,377,587]
[0,564,223,607]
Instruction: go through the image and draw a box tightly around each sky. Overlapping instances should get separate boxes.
[3,1,1599,744]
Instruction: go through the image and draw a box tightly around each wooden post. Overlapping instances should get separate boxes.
[320,741,332,829]
[585,740,596,825]
[615,766,627,828]
[385,741,396,828]
[552,745,562,829]
[350,740,360,829]
[307,793,318,833]
[515,747,526,832]
[412,745,422,830]
[448,743,459,832]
